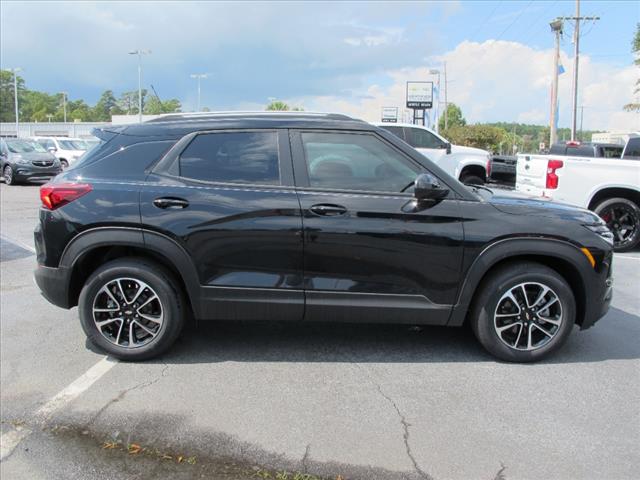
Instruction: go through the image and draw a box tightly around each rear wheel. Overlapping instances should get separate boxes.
[470,262,575,362]
[3,165,16,185]
[594,197,640,252]
[460,173,485,185]
[78,258,185,361]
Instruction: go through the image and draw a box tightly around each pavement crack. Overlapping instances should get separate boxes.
[353,363,433,480]
[492,462,507,480]
[85,363,170,427]
[301,443,311,473]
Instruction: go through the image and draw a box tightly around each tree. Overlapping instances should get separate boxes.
[144,96,182,114]
[93,90,122,121]
[623,23,640,112]
[438,103,466,131]
[118,89,147,115]
[0,70,26,122]
[444,124,508,153]
[266,100,290,111]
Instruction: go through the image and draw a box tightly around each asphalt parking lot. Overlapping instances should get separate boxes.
[1,183,639,480]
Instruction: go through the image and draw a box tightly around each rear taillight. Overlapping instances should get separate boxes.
[545,159,564,189]
[486,156,492,178]
[40,183,92,210]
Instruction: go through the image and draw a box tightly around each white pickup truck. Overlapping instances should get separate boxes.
[516,138,640,251]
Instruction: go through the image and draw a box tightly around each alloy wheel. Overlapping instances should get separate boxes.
[493,282,563,351]
[4,166,13,185]
[599,203,638,250]
[92,277,164,348]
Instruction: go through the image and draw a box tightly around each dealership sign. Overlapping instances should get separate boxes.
[381,107,398,123]
[406,81,433,109]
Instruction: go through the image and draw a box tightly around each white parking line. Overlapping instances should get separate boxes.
[0,234,36,254]
[0,356,118,461]
[615,254,640,261]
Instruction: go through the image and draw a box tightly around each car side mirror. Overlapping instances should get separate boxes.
[48,147,57,153]
[414,173,449,201]
[444,142,452,154]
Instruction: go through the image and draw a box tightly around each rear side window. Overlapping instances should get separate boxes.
[178,131,280,185]
[75,140,175,177]
[624,138,640,159]
[380,126,405,141]
[566,145,595,157]
[404,127,444,149]
[600,146,623,158]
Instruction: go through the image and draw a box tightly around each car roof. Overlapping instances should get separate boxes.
[112,111,373,137]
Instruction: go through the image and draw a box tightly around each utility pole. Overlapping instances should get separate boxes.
[7,68,22,137]
[129,49,151,123]
[60,92,67,123]
[190,73,209,112]
[559,1,599,141]
[443,61,448,131]
[429,69,441,133]
[579,105,585,141]
[549,19,563,146]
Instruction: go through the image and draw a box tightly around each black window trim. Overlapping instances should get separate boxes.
[152,128,295,189]
[289,128,450,198]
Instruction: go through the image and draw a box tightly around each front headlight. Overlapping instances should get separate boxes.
[14,155,29,165]
[583,222,614,246]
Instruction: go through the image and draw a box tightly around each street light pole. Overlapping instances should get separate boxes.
[443,62,448,131]
[8,67,22,137]
[129,49,151,123]
[60,92,67,123]
[549,19,563,146]
[190,74,209,112]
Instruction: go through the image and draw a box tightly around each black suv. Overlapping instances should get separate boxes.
[34,113,614,362]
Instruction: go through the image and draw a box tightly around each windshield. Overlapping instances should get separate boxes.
[58,139,87,150]
[6,140,48,154]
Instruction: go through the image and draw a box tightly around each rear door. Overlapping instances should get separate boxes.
[140,129,304,321]
[290,129,465,325]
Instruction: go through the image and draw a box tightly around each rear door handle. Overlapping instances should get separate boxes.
[309,204,347,216]
[153,197,189,209]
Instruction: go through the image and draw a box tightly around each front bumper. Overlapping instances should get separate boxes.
[14,165,62,182]
[580,251,614,329]
[34,263,72,309]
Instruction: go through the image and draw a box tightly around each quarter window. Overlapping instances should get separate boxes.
[179,131,280,185]
[301,132,419,193]
[404,127,444,149]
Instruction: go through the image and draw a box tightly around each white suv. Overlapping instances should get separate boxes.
[31,137,88,169]
[375,123,491,184]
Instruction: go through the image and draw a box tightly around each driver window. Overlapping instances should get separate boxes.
[301,132,419,193]
[404,127,444,149]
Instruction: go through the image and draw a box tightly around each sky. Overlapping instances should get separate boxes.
[1,0,638,131]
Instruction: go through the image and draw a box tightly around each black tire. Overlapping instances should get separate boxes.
[60,159,69,169]
[3,165,16,185]
[470,262,575,363]
[78,257,185,361]
[460,174,485,185]
[593,197,640,252]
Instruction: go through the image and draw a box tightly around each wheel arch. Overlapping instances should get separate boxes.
[587,186,640,211]
[448,238,591,328]
[61,227,200,316]
[457,162,487,182]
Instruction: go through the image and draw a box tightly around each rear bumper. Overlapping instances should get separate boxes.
[34,264,72,309]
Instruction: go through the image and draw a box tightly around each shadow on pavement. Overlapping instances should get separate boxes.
[136,306,640,366]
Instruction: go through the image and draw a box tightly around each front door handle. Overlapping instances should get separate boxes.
[153,197,189,209]
[309,204,347,216]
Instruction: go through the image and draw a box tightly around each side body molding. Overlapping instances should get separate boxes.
[59,227,202,316]
[448,237,592,327]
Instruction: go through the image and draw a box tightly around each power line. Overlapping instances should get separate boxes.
[468,0,503,42]
[494,1,535,41]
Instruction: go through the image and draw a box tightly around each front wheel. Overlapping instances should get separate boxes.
[459,173,485,185]
[470,262,575,362]
[594,197,640,252]
[78,258,185,361]
[3,165,16,185]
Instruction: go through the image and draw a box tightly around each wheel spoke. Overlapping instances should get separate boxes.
[96,317,123,328]
[496,312,520,319]
[531,286,550,308]
[129,322,136,346]
[100,286,120,307]
[527,324,533,349]
[115,320,125,345]
[538,296,558,314]
[116,279,128,304]
[497,321,522,333]
[504,291,522,313]
[136,294,158,312]
[513,323,524,348]
[520,284,531,308]
[129,281,148,305]
[532,323,553,338]
[138,312,162,324]
[537,314,561,325]
[94,306,119,313]
[133,320,156,337]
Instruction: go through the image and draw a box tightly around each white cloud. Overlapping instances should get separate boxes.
[294,40,639,132]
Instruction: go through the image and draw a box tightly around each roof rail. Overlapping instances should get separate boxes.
[146,111,357,123]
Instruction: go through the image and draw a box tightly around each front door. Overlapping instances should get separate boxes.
[140,129,304,321]
[290,130,465,325]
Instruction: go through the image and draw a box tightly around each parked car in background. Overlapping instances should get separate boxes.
[31,136,88,169]
[490,155,517,185]
[516,137,640,251]
[549,141,623,159]
[34,112,613,363]
[375,122,491,184]
[0,138,62,185]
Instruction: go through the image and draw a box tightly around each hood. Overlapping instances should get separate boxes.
[11,151,56,161]
[451,144,489,156]
[488,190,602,224]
